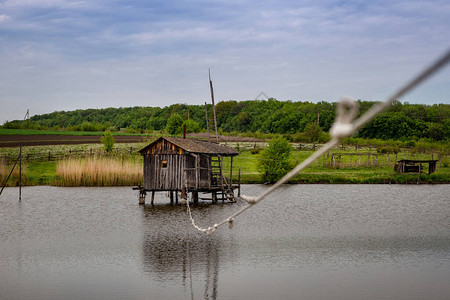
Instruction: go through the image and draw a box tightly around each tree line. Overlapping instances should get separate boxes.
[2,99,449,142]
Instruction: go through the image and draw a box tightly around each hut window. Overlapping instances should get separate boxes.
[161,160,168,168]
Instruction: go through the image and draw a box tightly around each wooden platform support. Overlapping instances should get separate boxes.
[132,185,147,205]
[192,191,198,204]
[238,169,241,197]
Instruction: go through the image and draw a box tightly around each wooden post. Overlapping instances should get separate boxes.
[19,146,22,201]
[209,70,219,143]
[170,191,174,205]
[181,187,187,201]
[195,154,199,190]
[138,187,146,204]
[139,193,145,204]
[175,191,179,204]
[151,191,155,205]
[238,169,241,197]
[193,191,198,204]
[230,157,233,186]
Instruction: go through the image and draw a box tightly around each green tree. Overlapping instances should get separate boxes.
[258,137,292,183]
[183,119,201,133]
[101,131,115,153]
[303,122,323,142]
[166,113,184,135]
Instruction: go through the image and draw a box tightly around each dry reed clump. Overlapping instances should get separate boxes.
[0,162,26,186]
[56,156,142,186]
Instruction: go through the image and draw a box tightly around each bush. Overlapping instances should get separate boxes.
[183,119,201,133]
[258,137,292,183]
[101,131,115,153]
[377,145,398,154]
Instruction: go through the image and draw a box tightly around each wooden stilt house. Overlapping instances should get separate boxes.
[138,137,239,204]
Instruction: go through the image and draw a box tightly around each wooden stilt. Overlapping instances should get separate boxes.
[170,191,174,205]
[138,188,146,205]
[151,191,155,205]
[19,146,22,202]
[238,169,241,197]
[193,191,198,204]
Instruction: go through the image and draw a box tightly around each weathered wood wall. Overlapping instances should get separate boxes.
[143,154,185,191]
[143,153,214,191]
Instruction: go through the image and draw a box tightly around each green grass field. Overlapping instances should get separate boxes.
[1,142,449,187]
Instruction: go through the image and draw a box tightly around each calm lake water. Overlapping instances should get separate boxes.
[0,185,449,300]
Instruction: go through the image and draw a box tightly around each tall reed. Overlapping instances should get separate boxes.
[0,162,26,186]
[56,156,142,186]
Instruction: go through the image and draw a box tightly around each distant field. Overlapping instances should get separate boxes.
[0,129,152,147]
[0,128,145,136]
[0,129,264,147]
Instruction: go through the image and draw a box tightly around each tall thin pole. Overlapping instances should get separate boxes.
[209,69,219,143]
[205,102,210,142]
[19,146,22,201]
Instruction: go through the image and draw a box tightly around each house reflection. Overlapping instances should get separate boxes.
[141,204,223,299]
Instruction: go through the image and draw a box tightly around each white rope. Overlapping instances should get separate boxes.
[186,194,219,234]
[187,49,450,235]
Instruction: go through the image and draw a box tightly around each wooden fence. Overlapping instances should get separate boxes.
[1,147,140,164]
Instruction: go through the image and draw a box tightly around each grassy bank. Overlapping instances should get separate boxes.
[1,144,449,187]
[225,149,450,184]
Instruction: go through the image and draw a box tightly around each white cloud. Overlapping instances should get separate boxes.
[0,14,10,22]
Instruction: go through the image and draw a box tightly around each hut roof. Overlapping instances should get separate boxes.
[139,137,239,156]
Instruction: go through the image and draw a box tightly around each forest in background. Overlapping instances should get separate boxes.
[2,99,449,142]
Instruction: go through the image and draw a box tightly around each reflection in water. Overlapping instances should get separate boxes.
[0,185,449,300]
[141,204,224,300]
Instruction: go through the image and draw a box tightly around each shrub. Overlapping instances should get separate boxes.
[183,119,201,133]
[101,131,115,153]
[377,145,398,154]
[258,137,292,183]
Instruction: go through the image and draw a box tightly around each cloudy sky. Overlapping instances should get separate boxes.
[1,0,449,124]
